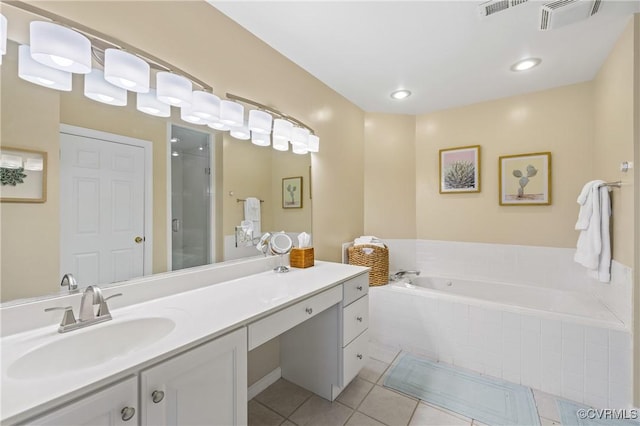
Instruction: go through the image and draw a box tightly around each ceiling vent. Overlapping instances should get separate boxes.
[539,0,601,30]
[478,0,529,17]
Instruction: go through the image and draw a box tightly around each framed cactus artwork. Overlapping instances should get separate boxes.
[439,145,481,194]
[499,152,551,206]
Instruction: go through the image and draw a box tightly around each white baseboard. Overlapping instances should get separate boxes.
[248,367,282,400]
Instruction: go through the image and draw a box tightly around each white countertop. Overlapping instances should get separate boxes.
[1,261,368,424]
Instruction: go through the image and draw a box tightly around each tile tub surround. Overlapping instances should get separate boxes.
[380,239,633,330]
[369,284,634,410]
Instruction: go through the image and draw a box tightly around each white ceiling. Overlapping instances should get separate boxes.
[209,0,639,114]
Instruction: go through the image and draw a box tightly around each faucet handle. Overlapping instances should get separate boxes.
[45,306,77,327]
[97,293,123,317]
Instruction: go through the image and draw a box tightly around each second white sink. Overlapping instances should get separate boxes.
[8,317,176,380]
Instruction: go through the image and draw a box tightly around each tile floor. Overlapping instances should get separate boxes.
[249,341,564,426]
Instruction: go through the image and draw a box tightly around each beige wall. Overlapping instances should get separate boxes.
[593,19,635,268]
[270,150,312,233]
[363,113,416,238]
[415,83,595,248]
[633,12,640,410]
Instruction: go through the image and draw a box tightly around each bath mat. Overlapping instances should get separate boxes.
[383,353,540,426]
[557,399,640,426]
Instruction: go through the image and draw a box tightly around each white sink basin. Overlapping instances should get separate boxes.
[8,317,175,380]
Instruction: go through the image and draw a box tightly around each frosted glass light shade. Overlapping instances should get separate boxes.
[230,124,250,140]
[272,138,289,152]
[29,21,91,74]
[291,127,310,147]
[156,72,192,107]
[292,144,309,155]
[207,120,230,131]
[248,110,272,134]
[192,91,220,121]
[308,134,320,152]
[180,105,205,125]
[251,132,271,147]
[219,100,244,126]
[84,69,127,106]
[0,14,7,57]
[104,49,150,93]
[19,45,72,91]
[0,154,22,169]
[137,89,170,117]
[272,119,293,142]
[24,157,44,171]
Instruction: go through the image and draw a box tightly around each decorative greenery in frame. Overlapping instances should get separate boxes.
[439,145,481,194]
[282,176,303,209]
[499,152,551,206]
[0,147,47,203]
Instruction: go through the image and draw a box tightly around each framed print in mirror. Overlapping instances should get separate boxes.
[499,152,551,206]
[0,147,47,203]
[282,176,303,209]
[439,145,481,193]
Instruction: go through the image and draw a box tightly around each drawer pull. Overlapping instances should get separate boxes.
[356,316,363,322]
[121,406,136,421]
[356,354,363,360]
[151,390,165,403]
[356,285,363,291]
[305,307,313,315]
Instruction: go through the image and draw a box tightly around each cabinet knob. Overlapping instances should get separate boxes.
[134,236,144,244]
[356,354,363,360]
[121,406,136,421]
[151,390,165,403]
[356,285,363,291]
[356,316,363,322]
[305,307,313,315]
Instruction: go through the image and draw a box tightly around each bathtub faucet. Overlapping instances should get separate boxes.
[390,270,421,281]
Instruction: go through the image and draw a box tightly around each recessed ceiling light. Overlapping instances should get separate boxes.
[390,89,412,100]
[510,58,542,72]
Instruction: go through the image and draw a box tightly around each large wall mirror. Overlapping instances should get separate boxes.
[0,9,312,304]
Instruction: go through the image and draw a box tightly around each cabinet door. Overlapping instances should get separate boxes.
[28,377,138,426]
[140,328,247,426]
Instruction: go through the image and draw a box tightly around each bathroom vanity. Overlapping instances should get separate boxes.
[0,260,369,425]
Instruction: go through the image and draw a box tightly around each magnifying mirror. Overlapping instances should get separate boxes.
[269,232,293,273]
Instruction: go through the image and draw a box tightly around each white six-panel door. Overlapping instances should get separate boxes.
[60,131,146,287]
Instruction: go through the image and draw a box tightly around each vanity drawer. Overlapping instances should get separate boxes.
[248,286,342,350]
[342,330,368,386]
[343,273,369,306]
[343,295,369,346]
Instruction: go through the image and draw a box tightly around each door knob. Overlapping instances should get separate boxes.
[121,406,136,421]
[134,236,144,244]
[151,390,165,403]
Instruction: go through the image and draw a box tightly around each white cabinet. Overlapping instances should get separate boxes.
[140,328,247,426]
[27,377,138,426]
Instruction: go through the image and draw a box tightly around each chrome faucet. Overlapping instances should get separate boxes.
[390,270,421,281]
[45,286,123,333]
[60,273,78,293]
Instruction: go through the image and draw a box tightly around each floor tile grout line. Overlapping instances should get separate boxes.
[285,391,314,423]
[250,398,290,424]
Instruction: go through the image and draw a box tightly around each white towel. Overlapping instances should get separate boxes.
[354,236,385,248]
[574,180,611,282]
[244,197,261,235]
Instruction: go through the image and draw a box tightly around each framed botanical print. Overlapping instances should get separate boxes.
[0,147,47,203]
[282,176,303,209]
[499,152,551,206]
[439,145,481,193]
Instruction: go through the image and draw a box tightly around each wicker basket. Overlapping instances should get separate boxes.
[348,244,389,286]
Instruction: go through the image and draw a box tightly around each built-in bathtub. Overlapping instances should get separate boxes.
[369,276,633,409]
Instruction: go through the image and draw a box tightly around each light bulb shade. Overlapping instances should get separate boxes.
[0,14,7,56]
[291,127,310,147]
[230,125,250,140]
[136,89,170,117]
[180,105,205,125]
[192,91,220,120]
[308,134,320,153]
[272,138,289,152]
[248,110,272,134]
[292,144,309,155]
[219,100,244,126]
[84,69,127,106]
[24,157,44,171]
[272,119,293,142]
[19,45,72,91]
[29,21,91,74]
[0,154,22,169]
[207,120,230,131]
[156,72,192,106]
[104,48,150,93]
[251,132,271,147]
